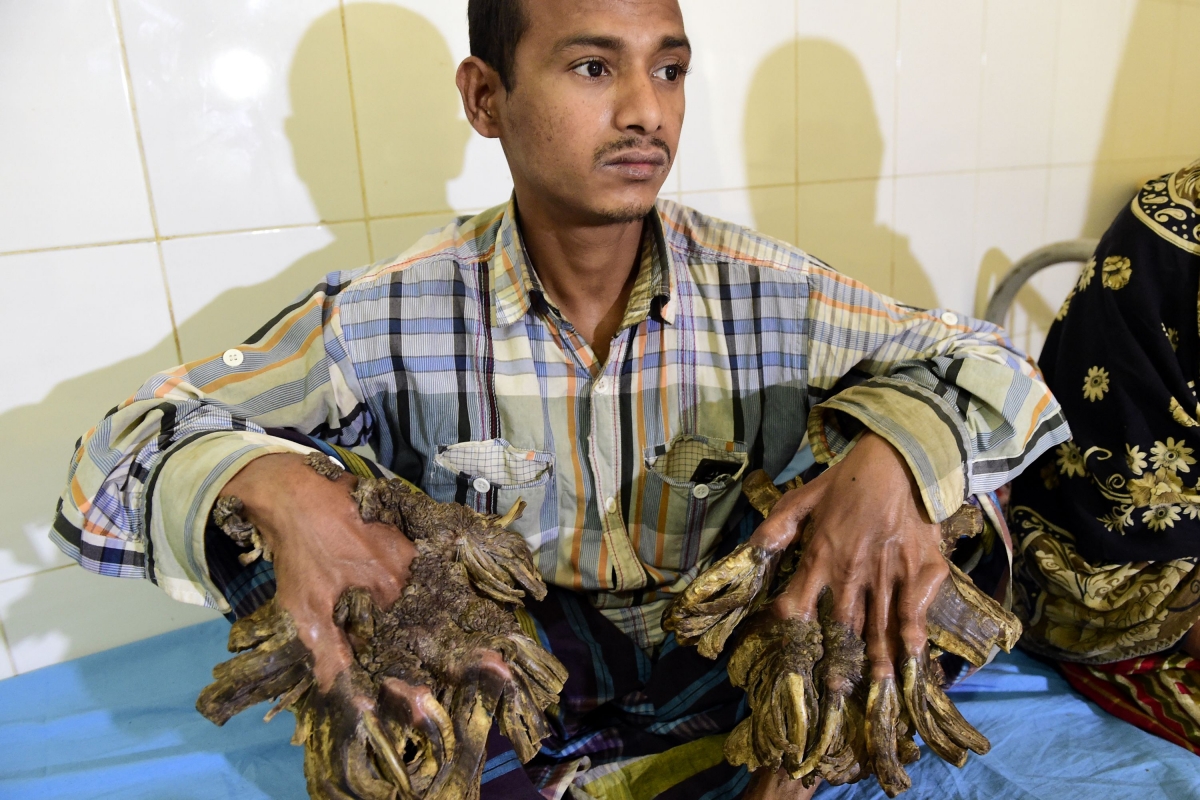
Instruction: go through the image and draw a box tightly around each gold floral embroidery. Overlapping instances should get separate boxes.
[1150,437,1195,473]
[1128,468,1184,507]
[1083,366,1110,402]
[1056,290,1074,321]
[1142,504,1181,531]
[1164,324,1179,351]
[1099,504,1134,532]
[1056,441,1086,477]
[1076,258,1096,291]
[1126,444,1148,476]
[1101,255,1132,290]
[1169,397,1199,428]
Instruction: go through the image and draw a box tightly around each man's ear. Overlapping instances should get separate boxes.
[457,56,505,139]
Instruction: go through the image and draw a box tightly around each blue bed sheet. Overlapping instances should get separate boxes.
[0,619,1195,799]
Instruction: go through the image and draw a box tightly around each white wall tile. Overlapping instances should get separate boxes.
[0,243,173,415]
[0,0,154,253]
[895,0,986,175]
[677,0,797,193]
[0,645,13,680]
[162,223,371,361]
[0,567,220,674]
[894,172,979,312]
[796,0,900,181]
[1049,0,1133,165]
[1044,163,1095,242]
[978,0,1059,170]
[972,168,1050,315]
[119,0,360,236]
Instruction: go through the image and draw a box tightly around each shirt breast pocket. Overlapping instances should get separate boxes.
[432,439,555,555]
[643,434,749,571]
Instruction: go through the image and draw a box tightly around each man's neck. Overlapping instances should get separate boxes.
[514,192,647,366]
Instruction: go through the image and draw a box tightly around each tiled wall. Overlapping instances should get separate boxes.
[1,0,1196,679]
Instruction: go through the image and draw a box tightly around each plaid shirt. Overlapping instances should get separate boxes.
[53,197,1069,648]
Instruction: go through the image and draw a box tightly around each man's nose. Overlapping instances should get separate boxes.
[613,69,664,135]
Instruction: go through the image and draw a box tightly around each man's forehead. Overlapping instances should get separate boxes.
[522,0,687,46]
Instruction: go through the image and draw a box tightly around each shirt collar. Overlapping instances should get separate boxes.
[490,195,676,328]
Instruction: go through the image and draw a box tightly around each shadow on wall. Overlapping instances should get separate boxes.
[0,4,470,673]
[974,0,1200,342]
[743,38,938,309]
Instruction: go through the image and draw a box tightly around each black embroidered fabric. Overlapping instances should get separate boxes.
[1010,161,1200,563]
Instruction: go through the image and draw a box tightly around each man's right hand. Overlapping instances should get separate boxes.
[219,453,418,691]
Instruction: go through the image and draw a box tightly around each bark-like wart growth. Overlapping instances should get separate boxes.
[198,453,568,800]
[663,469,1021,797]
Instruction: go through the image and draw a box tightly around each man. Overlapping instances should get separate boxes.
[53,0,1068,797]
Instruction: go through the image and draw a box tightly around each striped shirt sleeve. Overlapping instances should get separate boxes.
[52,273,374,610]
[801,261,1069,522]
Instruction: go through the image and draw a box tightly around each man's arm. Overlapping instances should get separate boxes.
[760,261,1069,708]
[53,270,378,610]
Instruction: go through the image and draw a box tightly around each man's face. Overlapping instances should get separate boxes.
[498,0,689,224]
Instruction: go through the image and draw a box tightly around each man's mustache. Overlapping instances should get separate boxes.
[593,137,673,167]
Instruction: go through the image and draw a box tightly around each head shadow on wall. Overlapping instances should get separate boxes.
[743,38,937,309]
[0,3,470,668]
[974,0,1200,348]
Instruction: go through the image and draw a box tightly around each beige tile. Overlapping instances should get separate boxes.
[895,0,986,175]
[797,179,894,295]
[749,186,799,247]
[371,213,461,262]
[893,173,979,311]
[1166,3,1200,159]
[796,0,900,181]
[972,168,1050,317]
[344,3,473,219]
[1096,0,1177,162]
[0,567,220,674]
[162,223,371,362]
[677,0,798,193]
[978,0,1059,170]
[119,0,361,236]
[1049,0,1134,164]
[0,0,153,252]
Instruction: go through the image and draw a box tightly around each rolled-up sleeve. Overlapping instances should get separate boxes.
[801,261,1070,522]
[52,273,374,611]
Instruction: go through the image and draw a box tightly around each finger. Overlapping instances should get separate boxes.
[380,678,456,771]
[362,708,416,798]
[749,480,824,552]
[865,676,911,798]
[900,656,967,767]
[771,561,825,624]
[896,558,949,658]
[925,680,990,755]
[863,565,898,683]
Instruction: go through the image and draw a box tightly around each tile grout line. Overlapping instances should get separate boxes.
[890,0,902,298]
[337,0,375,264]
[969,0,990,315]
[110,0,182,364]
[0,564,76,590]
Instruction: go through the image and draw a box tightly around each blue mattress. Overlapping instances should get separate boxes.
[0,619,1195,799]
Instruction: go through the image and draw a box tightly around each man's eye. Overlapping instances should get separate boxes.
[573,60,608,78]
[655,63,687,82]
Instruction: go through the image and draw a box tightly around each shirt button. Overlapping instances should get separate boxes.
[595,377,610,394]
[222,348,244,367]
[605,496,618,514]
[472,477,492,494]
[692,484,711,500]
[940,311,959,326]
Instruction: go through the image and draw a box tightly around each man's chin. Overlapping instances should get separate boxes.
[592,202,655,224]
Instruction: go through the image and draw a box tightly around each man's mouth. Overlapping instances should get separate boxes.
[600,149,670,180]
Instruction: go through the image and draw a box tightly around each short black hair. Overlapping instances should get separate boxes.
[468,0,529,92]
